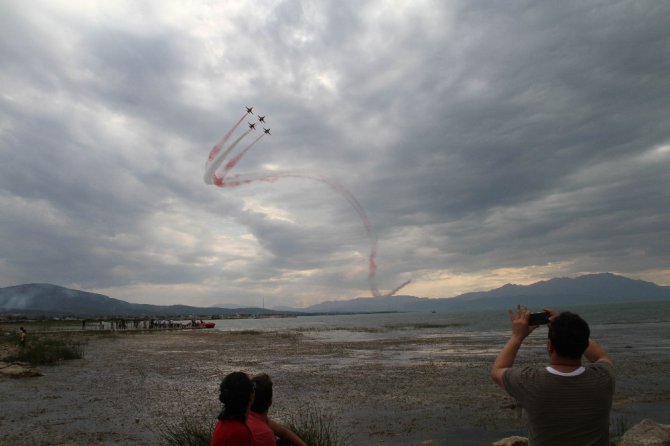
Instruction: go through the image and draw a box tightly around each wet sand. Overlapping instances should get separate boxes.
[1,328,668,445]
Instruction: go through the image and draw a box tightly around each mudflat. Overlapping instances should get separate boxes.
[0,328,668,445]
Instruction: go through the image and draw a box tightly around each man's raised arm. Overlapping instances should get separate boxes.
[584,338,613,365]
[491,305,535,387]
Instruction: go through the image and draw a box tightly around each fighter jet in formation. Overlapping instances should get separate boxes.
[244,107,270,133]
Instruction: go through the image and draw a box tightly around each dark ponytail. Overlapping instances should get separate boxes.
[217,371,254,422]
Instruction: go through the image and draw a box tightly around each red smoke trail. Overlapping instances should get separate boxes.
[207,113,247,161]
[205,113,409,297]
[387,279,412,297]
[212,134,264,186]
[212,170,410,297]
[315,176,380,295]
[223,135,265,175]
[205,128,255,185]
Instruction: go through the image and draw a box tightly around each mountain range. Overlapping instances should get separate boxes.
[1,273,669,318]
[0,283,293,318]
[297,273,670,313]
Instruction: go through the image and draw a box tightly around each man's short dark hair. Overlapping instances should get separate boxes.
[548,312,590,359]
[251,373,273,414]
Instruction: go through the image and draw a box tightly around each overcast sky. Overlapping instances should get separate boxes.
[1,1,669,308]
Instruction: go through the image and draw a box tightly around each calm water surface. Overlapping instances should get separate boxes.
[212,300,670,356]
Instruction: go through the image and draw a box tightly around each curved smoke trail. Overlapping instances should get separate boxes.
[204,111,410,297]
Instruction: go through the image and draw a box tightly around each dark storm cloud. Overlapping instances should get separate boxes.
[349,1,670,271]
[1,1,669,306]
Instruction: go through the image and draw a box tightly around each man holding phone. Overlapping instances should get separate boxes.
[491,306,614,446]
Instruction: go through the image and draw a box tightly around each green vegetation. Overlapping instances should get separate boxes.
[0,330,16,345]
[156,411,215,446]
[3,334,84,365]
[611,415,630,442]
[285,405,350,446]
[0,319,85,332]
[158,404,348,446]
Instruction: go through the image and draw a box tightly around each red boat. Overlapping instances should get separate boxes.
[196,321,216,329]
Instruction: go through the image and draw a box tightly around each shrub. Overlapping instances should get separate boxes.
[285,405,349,446]
[5,336,84,365]
[0,330,18,346]
[611,415,630,441]
[156,412,214,446]
[157,404,348,446]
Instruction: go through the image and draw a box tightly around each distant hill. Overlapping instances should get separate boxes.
[303,273,670,313]
[0,283,299,318]
[2,273,668,317]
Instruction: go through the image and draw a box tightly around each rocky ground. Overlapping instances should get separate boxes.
[0,328,668,445]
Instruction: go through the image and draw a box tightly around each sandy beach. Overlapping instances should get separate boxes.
[1,323,669,446]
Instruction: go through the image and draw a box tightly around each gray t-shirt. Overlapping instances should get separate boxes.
[503,362,614,446]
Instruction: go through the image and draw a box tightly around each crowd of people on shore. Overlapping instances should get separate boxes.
[211,306,614,446]
[81,318,208,330]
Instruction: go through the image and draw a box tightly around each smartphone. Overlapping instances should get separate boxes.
[528,312,550,326]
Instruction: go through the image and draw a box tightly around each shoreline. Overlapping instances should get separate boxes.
[1,326,669,445]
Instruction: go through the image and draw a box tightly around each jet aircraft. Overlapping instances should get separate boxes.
[248,122,256,130]
[246,106,253,114]
[263,128,271,135]
[258,115,266,123]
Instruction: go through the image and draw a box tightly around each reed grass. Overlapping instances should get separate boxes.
[4,335,84,365]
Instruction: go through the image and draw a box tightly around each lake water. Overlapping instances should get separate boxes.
[212,300,670,360]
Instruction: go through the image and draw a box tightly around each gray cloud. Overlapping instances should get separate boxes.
[1,1,669,306]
